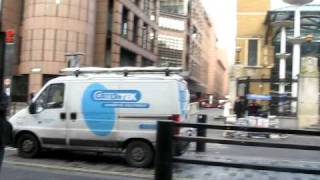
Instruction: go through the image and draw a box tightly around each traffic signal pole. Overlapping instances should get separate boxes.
[0,0,6,169]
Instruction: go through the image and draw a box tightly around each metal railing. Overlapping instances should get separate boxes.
[154,119,320,180]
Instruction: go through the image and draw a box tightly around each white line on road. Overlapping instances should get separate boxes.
[3,160,153,179]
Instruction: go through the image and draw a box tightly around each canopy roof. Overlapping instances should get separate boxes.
[265,4,320,43]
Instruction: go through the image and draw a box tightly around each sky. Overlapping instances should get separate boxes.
[202,0,236,66]
[201,0,320,66]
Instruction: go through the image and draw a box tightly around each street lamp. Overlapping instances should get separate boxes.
[283,0,313,113]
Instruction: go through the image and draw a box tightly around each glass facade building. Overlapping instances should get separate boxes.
[160,0,188,15]
[265,4,320,115]
[158,0,187,67]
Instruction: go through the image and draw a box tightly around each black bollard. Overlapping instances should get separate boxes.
[196,114,207,152]
[155,121,173,180]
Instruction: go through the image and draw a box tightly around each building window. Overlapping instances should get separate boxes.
[43,74,59,86]
[135,0,141,8]
[108,0,114,34]
[159,17,185,31]
[150,0,156,21]
[158,35,184,66]
[142,23,148,49]
[160,0,187,15]
[11,75,29,102]
[133,16,139,43]
[144,0,150,14]
[120,48,136,66]
[248,39,258,66]
[142,58,154,67]
[149,29,156,52]
[158,35,184,50]
[121,7,129,38]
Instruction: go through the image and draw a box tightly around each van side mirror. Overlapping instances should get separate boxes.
[29,103,37,114]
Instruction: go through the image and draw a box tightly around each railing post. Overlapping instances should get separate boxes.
[155,120,174,180]
[196,114,207,152]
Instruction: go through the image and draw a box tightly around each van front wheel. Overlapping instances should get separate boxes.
[17,134,40,158]
[125,140,154,168]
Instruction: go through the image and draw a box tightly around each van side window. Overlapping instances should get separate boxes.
[35,83,65,110]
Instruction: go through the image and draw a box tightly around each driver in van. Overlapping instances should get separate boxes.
[50,89,63,108]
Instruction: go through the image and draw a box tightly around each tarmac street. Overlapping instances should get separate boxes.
[1,108,320,180]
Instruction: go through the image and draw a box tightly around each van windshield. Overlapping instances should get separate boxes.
[35,83,65,111]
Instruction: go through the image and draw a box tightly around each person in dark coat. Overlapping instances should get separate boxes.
[0,92,10,170]
[233,97,245,119]
[247,100,261,116]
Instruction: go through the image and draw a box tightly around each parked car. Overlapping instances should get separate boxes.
[199,98,219,108]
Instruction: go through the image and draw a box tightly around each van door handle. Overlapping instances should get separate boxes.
[70,113,77,121]
[60,113,66,120]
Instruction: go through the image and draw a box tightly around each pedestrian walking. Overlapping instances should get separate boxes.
[233,96,245,119]
[223,96,232,117]
[247,100,261,116]
[0,91,11,170]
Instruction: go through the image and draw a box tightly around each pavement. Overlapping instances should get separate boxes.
[2,108,320,180]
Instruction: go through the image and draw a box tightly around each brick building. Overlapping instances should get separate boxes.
[1,0,159,102]
[159,0,226,96]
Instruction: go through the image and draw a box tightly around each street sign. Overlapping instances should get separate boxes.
[246,94,272,101]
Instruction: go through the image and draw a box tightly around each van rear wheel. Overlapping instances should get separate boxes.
[17,134,40,158]
[125,140,154,168]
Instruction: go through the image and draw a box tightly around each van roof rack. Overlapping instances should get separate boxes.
[60,67,183,77]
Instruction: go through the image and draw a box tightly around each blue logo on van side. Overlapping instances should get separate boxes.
[82,83,116,136]
[179,83,188,119]
[92,90,141,102]
[82,83,150,136]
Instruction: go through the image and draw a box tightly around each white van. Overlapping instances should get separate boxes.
[9,67,194,167]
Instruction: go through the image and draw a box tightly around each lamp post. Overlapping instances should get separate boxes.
[0,0,7,170]
[283,0,313,113]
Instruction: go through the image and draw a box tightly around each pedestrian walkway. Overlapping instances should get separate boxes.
[173,152,320,180]
[174,163,320,180]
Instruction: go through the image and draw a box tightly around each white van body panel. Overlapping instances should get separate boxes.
[10,74,192,151]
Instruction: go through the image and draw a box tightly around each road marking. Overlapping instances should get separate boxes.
[4,160,192,180]
[4,160,153,179]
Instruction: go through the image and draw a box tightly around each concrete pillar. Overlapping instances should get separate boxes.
[29,74,43,95]
[137,19,143,47]
[229,64,245,101]
[298,56,319,128]
[127,11,134,42]
[136,55,142,67]
[153,28,158,55]
[279,27,287,113]
[147,26,152,51]
[94,0,108,67]
[148,0,153,17]
[111,1,122,67]
[292,7,301,113]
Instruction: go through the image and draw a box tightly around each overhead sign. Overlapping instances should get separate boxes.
[246,94,272,101]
